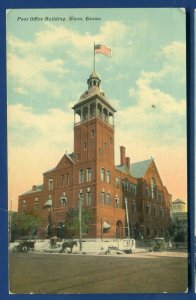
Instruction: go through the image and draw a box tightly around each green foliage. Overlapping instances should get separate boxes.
[11,211,43,238]
[64,208,93,238]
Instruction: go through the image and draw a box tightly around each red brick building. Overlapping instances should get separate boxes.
[18,71,172,239]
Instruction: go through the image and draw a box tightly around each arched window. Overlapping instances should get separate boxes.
[146,227,151,237]
[151,177,157,200]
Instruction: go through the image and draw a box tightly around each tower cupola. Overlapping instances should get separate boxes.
[87,71,101,90]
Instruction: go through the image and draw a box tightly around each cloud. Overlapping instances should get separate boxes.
[8,103,75,210]
[7,53,69,96]
[8,104,73,145]
[14,87,27,95]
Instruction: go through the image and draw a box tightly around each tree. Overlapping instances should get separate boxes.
[64,208,93,238]
[11,211,43,240]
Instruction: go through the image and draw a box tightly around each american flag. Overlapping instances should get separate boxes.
[94,44,112,57]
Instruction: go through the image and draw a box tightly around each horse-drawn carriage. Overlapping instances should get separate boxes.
[59,240,78,253]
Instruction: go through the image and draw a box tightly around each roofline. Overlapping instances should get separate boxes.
[72,94,116,113]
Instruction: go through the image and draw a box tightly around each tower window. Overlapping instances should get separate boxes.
[84,141,87,150]
[91,129,95,137]
[106,171,111,184]
[115,177,120,188]
[101,168,105,182]
[77,153,80,160]
[107,193,111,205]
[99,148,102,156]
[79,169,84,183]
[101,192,105,205]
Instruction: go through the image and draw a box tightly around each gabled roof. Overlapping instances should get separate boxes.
[43,167,56,174]
[115,158,153,179]
[20,184,43,196]
[172,199,186,204]
[115,165,130,175]
[131,159,153,178]
[43,152,74,174]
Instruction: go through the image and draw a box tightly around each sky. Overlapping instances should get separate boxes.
[7,8,187,211]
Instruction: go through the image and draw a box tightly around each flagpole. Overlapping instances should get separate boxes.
[93,42,95,72]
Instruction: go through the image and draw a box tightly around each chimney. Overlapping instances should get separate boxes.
[120,146,126,166]
[126,157,131,172]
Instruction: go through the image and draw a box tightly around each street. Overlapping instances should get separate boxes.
[9,251,188,294]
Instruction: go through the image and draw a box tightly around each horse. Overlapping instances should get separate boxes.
[60,240,77,253]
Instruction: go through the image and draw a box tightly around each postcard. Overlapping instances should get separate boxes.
[7,8,188,294]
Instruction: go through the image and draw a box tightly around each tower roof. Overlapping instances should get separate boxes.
[73,70,116,113]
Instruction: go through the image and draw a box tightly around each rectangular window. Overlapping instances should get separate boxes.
[107,193,111,205]
[103,227,110,234]
[131,183,137,195]
[48,179,53,191]
[115,177,120,188]
[66,174,70,186]
[22,200,27,211]
[61,194,67,208]
[145,187,150,197]
[115,197,119,208]
[86,168,92,182]
[84,141,87,150]
[86,192,91,205]
[101,168,105,182]
[79,192,84,206]
[146,203,150,214]
[61,175,65,187]
[77,153,80,160]
[125,181,129,191]
[101,192,105,205]
[132,201,136,212]
[35,198,39,210]
[106,170,111,184]
[160,207,164,217]
[91,129,95,137]
[79,169,84,183]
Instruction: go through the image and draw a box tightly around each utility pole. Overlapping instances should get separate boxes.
[124,197,130,238]
[79,192,82,251]
[9,199,13,242]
